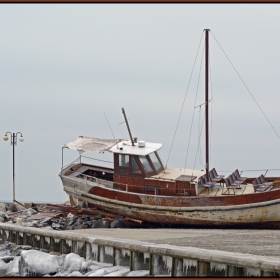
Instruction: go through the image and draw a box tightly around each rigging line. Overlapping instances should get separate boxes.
[165,30,204,167]
[192,111,205,177]
[104,112,115,139]
[211,31,280,141]
[81,155,113,164]
[183,43,205,173]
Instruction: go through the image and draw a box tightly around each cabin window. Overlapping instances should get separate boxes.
[119,154,129,167]
[149,152,162,170]
[131,156,142,174]
[119,154,129,175]
[139,156,153,173]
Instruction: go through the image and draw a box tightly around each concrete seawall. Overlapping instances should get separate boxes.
[0,223,279,277]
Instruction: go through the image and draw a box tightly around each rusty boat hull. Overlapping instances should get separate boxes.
[60,171,280,228]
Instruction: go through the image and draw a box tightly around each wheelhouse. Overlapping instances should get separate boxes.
[110,140,164,178]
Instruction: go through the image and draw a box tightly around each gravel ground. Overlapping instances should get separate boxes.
[74,228,280,257]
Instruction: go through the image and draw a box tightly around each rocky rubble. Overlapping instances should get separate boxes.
[0,202,128,231]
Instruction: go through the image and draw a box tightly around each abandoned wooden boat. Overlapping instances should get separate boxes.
[59,30,280,228]
[59,134,280,228]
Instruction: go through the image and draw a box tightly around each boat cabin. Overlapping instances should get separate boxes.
[62,136,201,197]
[110,140,164,177]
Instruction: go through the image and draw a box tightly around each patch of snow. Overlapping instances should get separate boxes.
[5,256,20,276]
[35,235,40,241]
[87,266,120,276]
[65,240,72,247]
[0,250,10,257]
[19,250,63,276]
[104,267,130,276]
[63,253,85,273]
[0,259,8,271]
[86,263,111,274]
[81,261,92,274]
[66,270,84,277]
[5,231,9,238]
[54,238,60,243]
[126,270,149,277]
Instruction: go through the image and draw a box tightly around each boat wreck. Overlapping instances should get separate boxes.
[59,30,280,228]
[59,134,280,228]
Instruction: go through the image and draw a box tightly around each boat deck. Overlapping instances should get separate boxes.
[199,183,254,196]
[64,165,258,197]
[66,165,89,178]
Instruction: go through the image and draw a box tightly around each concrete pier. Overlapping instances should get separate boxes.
[1,223,280,277]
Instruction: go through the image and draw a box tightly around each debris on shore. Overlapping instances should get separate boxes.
[0,201,142,230]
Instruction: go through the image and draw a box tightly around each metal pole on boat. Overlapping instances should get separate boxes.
[205,29,210,175]
[122,108,135,146]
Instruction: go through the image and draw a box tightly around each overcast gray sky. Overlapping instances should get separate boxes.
[1,4,280,203]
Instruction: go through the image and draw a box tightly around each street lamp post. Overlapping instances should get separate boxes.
[3,132,24,202]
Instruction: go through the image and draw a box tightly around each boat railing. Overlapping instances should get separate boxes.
[64,170,191,196]
[219,168,280,178]
[61,157,81,172]
[76,173,114,189]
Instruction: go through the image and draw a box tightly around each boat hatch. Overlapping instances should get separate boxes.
[80,169,114,181]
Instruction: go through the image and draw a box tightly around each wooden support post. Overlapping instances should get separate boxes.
[149,254,154,276]
[197,261,210,277]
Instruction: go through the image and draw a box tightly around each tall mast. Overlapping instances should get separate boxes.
[205,29,210,174]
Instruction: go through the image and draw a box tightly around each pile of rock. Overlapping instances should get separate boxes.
[0,241,149,277]
[64,213,126,230]
[0,202,128,230]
